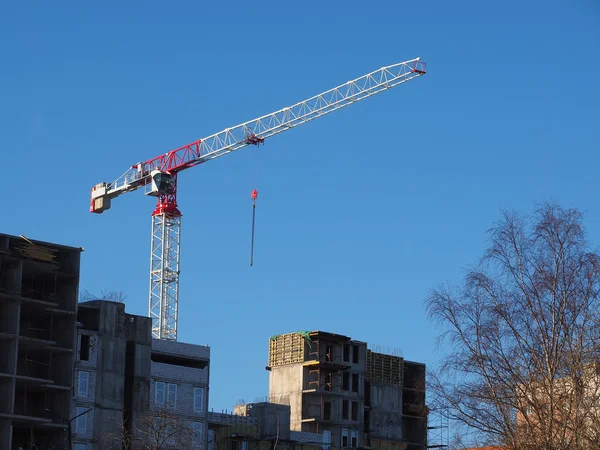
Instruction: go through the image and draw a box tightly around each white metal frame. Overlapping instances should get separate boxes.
[75,407,87,433]
[193,386,204,413]
[149,214,181,340]
[78,370,89,398]
[103,58,426,197]
[155,381,166,406]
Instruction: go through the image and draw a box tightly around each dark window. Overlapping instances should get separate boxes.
[352,345,359,364]
[325,344,332,362]
[151,352,207,369]
[352,373,359,393]
[351,435,358,447]
[231,441,238,450]
[343,343,350,362]
[342,433,348,447]
[351,401,358,421]
[364,380,371,406]
[324,401,332,420]
[342,400,349,419]
[325,373,332,391]
[80,335,90,361]
[343,372,350,391]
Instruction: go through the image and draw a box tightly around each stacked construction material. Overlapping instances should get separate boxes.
[18,236,58,263]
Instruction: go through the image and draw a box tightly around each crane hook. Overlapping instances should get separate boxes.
[250,189,258,266]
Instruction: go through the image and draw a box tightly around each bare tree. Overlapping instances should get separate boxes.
[426,203,600,450]
[109,407,197,450]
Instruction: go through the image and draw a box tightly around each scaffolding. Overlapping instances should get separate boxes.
[366,350,404,385]
[427,407,449,449]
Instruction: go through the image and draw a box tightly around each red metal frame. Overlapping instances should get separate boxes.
[245,133,265,146]
[134,140,205,175]
[411,60,427,74]
[152,174,181,217]
[135,132,265,217]
[134,132,264,179]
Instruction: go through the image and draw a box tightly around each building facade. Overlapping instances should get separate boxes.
[213,402,330,450]
[150,338,211,449]
[72,300,152,450]
[0,233,82,450]
[71,300,210,449]
[267,331,427,450]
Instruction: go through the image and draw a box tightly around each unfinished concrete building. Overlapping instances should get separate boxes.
[267,331,427,450]
[365,351,427,450]
[216,402,330,450]
[0,233,82,450]
[73,300,152,449]
[72,299,211,449]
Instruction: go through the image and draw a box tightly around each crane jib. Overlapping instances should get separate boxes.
[91,57,426,210]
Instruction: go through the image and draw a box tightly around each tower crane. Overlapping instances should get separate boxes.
[90,57,427,341]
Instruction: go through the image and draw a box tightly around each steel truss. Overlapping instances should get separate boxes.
[149,210,181,340]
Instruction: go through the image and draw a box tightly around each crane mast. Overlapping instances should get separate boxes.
[90,57,426,341]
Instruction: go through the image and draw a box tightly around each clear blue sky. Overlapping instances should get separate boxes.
[1,1,599,411]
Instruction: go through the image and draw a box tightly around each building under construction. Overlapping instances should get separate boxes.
[73,299,210,449]
[0,233,82,449]
[267,331,427,450]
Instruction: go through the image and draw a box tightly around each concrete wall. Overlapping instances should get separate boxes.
[290,430,325,445]
[152,337,210,361]
[269,364,305,431]
[235,402,292,440]
[369,382,403,441]
[151,361,209,384]
[134,341,152,412]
